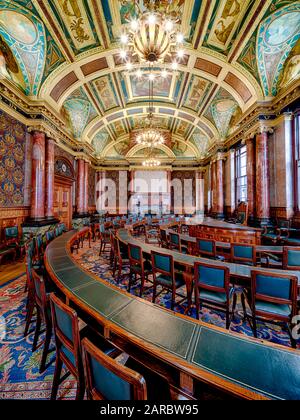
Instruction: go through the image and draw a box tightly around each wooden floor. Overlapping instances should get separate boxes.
[0,260,25,286]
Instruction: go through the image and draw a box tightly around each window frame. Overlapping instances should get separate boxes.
[234,144,247,206]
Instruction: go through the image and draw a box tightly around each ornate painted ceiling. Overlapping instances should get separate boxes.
[0,0,300,165]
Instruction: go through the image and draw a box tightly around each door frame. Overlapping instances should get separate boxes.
[54,176,74,230]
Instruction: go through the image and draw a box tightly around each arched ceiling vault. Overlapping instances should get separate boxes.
[0,0,299,162]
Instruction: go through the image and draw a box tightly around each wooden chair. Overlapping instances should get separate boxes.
[196,238,217,259]
[4,225,26,258]
[151,251,185,311]
[145,226,159,245]
[241,271,298,347]
[99,224,110,256]
[158,229,169,248]
[283,246,300,270]
[82,338,147,400]
[194,262,236,329]
[230,243,256,266]
[31,269,53,373]
[50,293,85,400]
[128,243,152,296]
[227,202,248,226]
[24,242,36,337]
[45,230,55,245]
[113,237,130,283]
[169,232,186,253]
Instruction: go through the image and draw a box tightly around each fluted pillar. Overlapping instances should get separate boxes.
[211,161,217,215]
[31,131,46,219]
[45,138,55,218]
[76,159,85,215]
[246,138,256,222]
[215,157,225,219]
[255,131,270,225]
[196,170,205,216]
[84,161,89,213]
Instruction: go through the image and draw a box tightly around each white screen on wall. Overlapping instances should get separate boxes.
[134,171,168,193]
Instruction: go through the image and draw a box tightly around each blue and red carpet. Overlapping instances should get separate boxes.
[0,240,298,399]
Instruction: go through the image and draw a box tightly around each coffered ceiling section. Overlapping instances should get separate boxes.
[0,1,299,162]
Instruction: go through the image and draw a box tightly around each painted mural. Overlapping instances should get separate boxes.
[278,39,300,90]
[207,0,250,51]
[118,0,185,24]
[131,74,172,98]
[257,3,300,96]
[182,75,212,113]
[0,1,46,95]
[205,88,239,139]
[91,75,119,112]
[0,110,26,207]
[190,129,210,156]
[63,87,98,140]
[105,139,131,159]
[92,129,111,156]
[48,0,101,54]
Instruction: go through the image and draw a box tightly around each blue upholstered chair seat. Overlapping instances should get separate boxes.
[156,273,185,288]
[200,287,234,304]
[255,300,291,317]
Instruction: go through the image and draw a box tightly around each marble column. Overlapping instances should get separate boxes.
[284,112,295,219]
[30,131,46,219]
[76,159,85,215]
[24,132,33,207]
[215,157,225,219]
[167,170,172,214]
[246,138,256,222]
[195,170,205,216]
[84,161,89,213]
[211,162,216,215]
[255,131,270,225]
[45,138,55,218]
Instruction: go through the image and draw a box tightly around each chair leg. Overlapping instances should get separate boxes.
[32,310,41,352]
[40,328,52,373]
[231,293,237,321]
[128,271,133,293]
[171,288,176,311]
[140,275,145,297]
[51,356,63,400]
[75,375,85,400]
[252,314,258,338]
[152,282,157,304]
[24,298,35,337]
[241,292,247,321]
[225,309,230,330]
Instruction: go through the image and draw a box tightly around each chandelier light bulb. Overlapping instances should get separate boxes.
[126,62,133,70]
[176,33,184,44]
[149,73,155,81]
[161,69,168,78]
[171,61,178,70]
[121,34,128,44]
[136,69,143,78]
[165,20,173,32]
[177,49,185,59]
[130,20,139,31]
[120,50,127,59]
[148,14,156,24]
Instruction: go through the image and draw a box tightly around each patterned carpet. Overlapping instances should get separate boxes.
[0,238,299,399]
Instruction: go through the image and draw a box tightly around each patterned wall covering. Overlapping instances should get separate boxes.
[0,109,26,207]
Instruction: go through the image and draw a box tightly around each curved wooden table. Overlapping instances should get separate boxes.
[45,230,300,400]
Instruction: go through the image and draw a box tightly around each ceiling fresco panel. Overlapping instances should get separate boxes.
[182,75,213,112]
[47,0,101,55]
[90,74,120,113]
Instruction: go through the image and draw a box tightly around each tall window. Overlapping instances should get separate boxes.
[295,113,300,210]
[235,145,247,204]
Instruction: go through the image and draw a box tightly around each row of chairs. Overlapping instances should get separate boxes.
[97,225,299,347]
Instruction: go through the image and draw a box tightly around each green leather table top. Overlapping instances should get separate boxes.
[192,327,300,400]
[110,300,198,359]
[45,230,300,400]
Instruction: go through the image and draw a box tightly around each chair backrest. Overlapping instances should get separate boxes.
[231,243,256,265]
[4,226,19,244]
[82,338,147,400]
[169,232,180,248]
[160,229,168,242]
[32,269,51,325]
[283,247,300,270]
[151,251,173,277]
[35,234,43,257]
[25,242,35,291]
[236,202,248,225]
[251,271,298,317]
[128,243,142,266]
[46,230,55,244]
[196,238,216,258]
[194,262,230,295]
[50,293,81,370]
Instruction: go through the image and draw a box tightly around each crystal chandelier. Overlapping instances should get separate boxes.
[136,127,164,147]
[119,0,185,78]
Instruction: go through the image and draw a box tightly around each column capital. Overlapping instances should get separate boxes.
[283,112,294,121]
